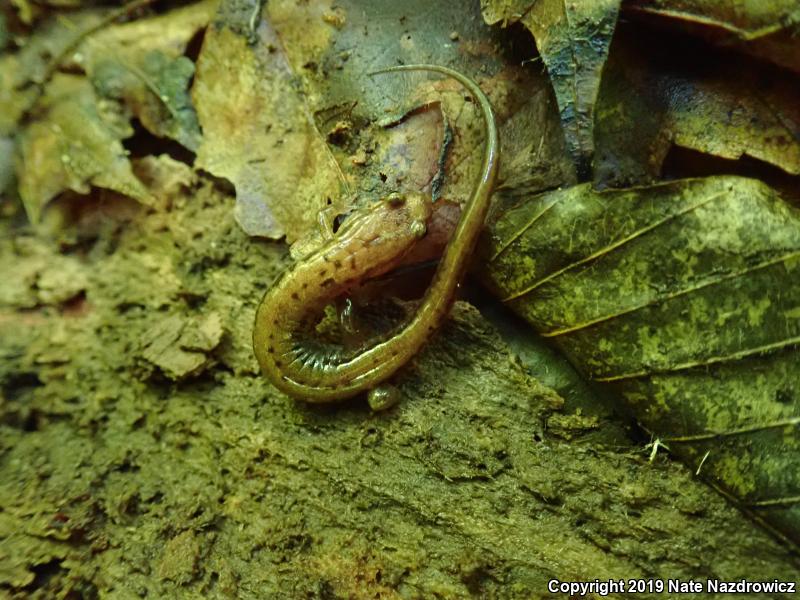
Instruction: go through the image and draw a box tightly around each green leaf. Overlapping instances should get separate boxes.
[478,176,800,546]
[482,0,622,178]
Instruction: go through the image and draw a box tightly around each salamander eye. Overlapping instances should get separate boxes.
[385,192,405,208]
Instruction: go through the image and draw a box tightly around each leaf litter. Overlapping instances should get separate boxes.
[1,0,800,596]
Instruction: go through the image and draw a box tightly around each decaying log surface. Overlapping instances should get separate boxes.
[0,171,797,598]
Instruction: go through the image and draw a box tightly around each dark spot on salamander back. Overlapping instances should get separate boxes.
[291,292,299,300]
[320,278,335,288]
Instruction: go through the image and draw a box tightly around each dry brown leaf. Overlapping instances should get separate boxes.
[193,4,345,241]
[16,75,152,224]
[594,28,800,187]
[626,0,800,73]
[482,0,621,179]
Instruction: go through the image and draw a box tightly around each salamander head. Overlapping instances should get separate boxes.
[332,191,432,281]
[338,191,431,243]
[381,191,430,238]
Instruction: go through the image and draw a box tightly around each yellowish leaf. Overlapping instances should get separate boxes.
[16,75,151,223]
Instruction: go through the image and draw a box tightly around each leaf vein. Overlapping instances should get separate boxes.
[500,190,726,302]
[593,335,800,382]
[542,250,800,337]
[489,195,561,262]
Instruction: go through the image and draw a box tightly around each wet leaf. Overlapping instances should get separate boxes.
[91,50,202,151]
[265,0,505,210]
[79,0,214,151]
[594,28,800,187]
[16,75,152,224]
[625,0,800,74]
[482,0,622,179]
[477,176,800,545]
[308,0,575,213]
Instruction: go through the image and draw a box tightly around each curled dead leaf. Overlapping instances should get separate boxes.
[91,50,201,151]
[16,75,152,224]
[594,27,800,187]
[482,0,622,179]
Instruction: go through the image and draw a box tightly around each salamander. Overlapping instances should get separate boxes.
[253,64,499,403]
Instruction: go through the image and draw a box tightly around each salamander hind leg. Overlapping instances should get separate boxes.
[367,384,402,412]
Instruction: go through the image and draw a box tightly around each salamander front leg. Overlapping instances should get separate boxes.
[318,206,338,240]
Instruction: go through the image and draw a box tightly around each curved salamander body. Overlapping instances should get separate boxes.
[253,64,499,402]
